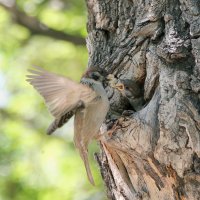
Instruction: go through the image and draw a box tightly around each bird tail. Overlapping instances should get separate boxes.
[47,120,58,135]
[79,145,95,185]
[47,112,74,135]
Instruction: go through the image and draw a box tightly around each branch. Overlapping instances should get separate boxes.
[0,1,85,46]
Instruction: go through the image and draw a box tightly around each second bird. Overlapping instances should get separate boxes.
[115,79,145,111]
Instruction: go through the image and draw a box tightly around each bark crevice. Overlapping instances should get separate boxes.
[86,0,200,199]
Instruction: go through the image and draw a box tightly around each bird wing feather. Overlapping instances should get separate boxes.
[26,66,96,118]
[74,108,95,185]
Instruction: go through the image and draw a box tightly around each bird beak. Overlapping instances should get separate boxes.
[105,74,116,87]
[114,83,125,91]
[106,74,125,91]
[105,74,114,81]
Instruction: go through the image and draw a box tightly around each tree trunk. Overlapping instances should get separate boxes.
[85,0,200,199]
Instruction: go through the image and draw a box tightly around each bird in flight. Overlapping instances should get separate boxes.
[26,66,110,185]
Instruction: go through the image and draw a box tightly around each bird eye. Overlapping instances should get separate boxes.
[125,86,129,90]
[92,74,99,80]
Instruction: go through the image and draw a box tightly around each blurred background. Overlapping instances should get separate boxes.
[0,0,106,199]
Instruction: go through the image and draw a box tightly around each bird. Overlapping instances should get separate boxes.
[114,79,145,112]
[26,66,110,185]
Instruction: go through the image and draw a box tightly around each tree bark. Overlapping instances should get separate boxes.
[86,0,200,199]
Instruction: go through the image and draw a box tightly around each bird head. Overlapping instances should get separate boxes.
[113,79,143,98]
[89,71,104,82]
[83,69,105,82]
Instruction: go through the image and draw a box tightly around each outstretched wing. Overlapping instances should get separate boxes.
[26,66,96,118]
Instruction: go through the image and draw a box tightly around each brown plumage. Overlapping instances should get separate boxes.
[27,67,109,185]
[115,79,145,111]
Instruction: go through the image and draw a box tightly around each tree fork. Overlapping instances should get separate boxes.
[86,0,200,199]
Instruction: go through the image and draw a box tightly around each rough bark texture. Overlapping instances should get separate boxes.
[86,0,200,199]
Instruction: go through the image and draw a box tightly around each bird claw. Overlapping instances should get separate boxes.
[95,119,119,140]
[95,132,106,141]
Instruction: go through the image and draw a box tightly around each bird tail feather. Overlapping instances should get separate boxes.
[80,146,95,185]
[47,120,57,135]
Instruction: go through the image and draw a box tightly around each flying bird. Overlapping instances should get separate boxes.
[26,67,110,185]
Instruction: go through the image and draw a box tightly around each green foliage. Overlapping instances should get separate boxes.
[0,1,106,200]
[17,0,87,36]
